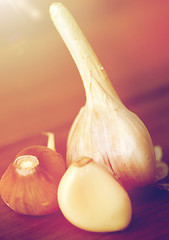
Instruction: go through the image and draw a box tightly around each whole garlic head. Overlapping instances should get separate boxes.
[50,3,156,189]
[67,85,155,189]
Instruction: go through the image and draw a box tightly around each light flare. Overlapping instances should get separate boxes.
[5,0,42,20]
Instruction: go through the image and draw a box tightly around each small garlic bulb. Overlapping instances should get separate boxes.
[0,138,66,215]
[50,4,156,189]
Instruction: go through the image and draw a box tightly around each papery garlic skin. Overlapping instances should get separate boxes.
[0,159,57,215]
[67,98,155,189]
[50,3,156,189]
[58,157,132,232]
[16,145,66,186]
[0,146,66,215]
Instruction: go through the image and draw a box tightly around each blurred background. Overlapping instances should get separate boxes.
[0,0,169,157]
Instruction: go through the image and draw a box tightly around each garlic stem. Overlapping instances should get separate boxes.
[42,132,56,151]
[49,3,120,103]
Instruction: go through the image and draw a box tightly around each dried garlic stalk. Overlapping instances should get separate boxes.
[50,3,156,189]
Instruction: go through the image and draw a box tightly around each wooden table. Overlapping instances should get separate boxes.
[0,0,169,239]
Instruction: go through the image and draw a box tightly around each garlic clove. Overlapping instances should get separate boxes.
[154,145,163,162]
[58,157,132,232]
[153,145,168,181]
[155,161,168,182]
[50,3,156,189]
[0,146,66,215]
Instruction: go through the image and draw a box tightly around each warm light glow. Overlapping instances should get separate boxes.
[0,0,169,153]
[29,8,42,20]
[4,0,42,20]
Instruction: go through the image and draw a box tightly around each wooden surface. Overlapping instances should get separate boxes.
[0,0,169,239]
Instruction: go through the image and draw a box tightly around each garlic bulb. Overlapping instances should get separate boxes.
[0,133,66,215]
[50,3,156,189]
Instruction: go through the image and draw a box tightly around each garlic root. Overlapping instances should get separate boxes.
[50,3,156,189]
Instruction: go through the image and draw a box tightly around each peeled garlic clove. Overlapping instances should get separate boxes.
[50,3,156,189]
[58,157,132,232]
[0,146,66,215]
